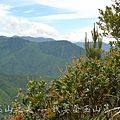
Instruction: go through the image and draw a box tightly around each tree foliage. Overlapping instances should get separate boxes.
[97,0,120,41]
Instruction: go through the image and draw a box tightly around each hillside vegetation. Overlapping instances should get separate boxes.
[0,71,55,119]
[0,37,85,76]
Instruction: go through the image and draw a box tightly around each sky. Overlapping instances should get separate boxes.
[0,0,113,43]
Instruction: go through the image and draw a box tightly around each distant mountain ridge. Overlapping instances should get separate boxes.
[13,36,111,51]
[75,42,111,51]
[0,35,110,52]
[13,35,55,42]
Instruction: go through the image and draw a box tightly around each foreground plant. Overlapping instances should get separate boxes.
[48,47,120,119]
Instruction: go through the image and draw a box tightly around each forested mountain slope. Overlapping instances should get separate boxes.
[0,37,85,76]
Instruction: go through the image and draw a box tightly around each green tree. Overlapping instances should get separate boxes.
[97,0,120,41]
[85,23,103,59]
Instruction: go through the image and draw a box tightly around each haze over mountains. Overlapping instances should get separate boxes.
[75,42,110,51]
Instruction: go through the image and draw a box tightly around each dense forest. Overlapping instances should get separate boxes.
[0,37,85,76]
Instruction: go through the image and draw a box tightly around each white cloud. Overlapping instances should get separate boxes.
[34,0,113,21]
[0,7,112,44]
[32,12,96,22]
[35,0,110,12]
[0,4,12,15]
[0,16,58,38]
[57,27,93,42]
[0,5,58,38]
[57,27,113,43]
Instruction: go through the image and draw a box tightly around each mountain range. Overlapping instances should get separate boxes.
[0,35,111,76]
[0,36,85,76]
[13,35,55,42]
[14,36,111,51]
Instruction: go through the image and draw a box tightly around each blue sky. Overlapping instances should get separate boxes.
[0,0,113,43]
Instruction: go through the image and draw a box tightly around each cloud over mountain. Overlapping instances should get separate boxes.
[0,0,113,43]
